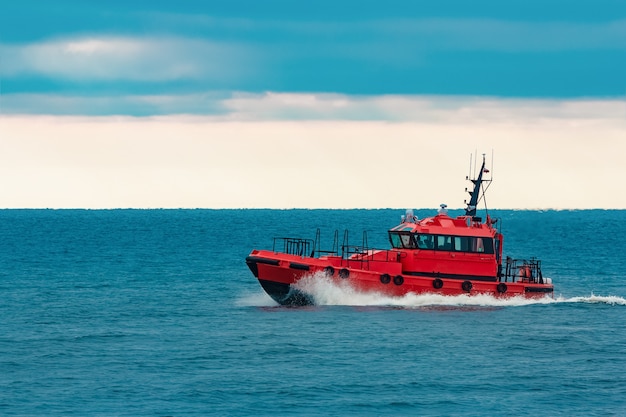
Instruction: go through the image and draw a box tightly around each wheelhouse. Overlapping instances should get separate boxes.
[388,231,495,254]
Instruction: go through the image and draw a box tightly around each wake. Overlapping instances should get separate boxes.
[239,272,626,308]
[557,294,626,306]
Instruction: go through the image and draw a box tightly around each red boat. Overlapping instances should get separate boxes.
[246,155,554,305]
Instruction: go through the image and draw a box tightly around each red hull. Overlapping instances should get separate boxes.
[246,249,553,305]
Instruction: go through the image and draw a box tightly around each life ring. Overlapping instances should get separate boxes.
[393,275,404,285]
[339,268,350,279]
[461,280,472,292]
[497,283,508,293]
[380,274,391,284]
[324,266,335,276]
[432,278,444,289]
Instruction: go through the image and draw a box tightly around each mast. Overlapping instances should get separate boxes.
[465,154,486,217]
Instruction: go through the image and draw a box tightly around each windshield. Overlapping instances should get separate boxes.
[390,232,494,253]
[389,232,416,249]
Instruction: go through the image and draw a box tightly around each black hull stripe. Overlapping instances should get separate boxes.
[289,262,310,271]
[525,287,554,293]
[402,271,497,282]
[246,256,280,266]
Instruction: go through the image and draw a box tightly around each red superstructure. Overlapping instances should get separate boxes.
[246,155,553,305]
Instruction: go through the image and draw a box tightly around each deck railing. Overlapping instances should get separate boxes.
[272,237,315,257]
[271,229,402,270]
[502,257,545,283]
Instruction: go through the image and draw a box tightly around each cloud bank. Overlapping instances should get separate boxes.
[1,94,625,209]
[3,92,624,123]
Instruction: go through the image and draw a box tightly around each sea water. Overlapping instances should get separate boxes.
[0,209,624,416]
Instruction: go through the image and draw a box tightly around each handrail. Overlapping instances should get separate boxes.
[502,256,544,283]
[272,237,314,257]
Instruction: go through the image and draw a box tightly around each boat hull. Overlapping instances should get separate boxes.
[258,279,314,306]
[246,251,554,306]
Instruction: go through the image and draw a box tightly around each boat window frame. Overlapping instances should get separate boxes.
[388,231,417,249]
[392,231,495,254]
[416,234,434,249]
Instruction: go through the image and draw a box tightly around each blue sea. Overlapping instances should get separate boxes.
[1,209,625,416]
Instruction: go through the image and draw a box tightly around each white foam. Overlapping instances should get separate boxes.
[289,272,626,308]
[292,273,545,307]
[555,294,626,306]
[240,272,626,308]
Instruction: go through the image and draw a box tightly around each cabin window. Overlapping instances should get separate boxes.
[389,232,417,249]
[390,232,494,254]
[416,234,434,249]
[486,238,494,253]
[436,235,453,250]
[464,237,494,254]
[389,233,402,248]
[401,234,416,248]
[478,237,494,254]
[453,236,467,251]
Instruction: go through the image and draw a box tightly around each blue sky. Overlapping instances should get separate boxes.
[2,0,625,115]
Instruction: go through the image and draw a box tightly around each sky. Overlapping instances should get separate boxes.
[1,1,625,209]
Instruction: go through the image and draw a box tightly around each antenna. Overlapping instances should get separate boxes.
[473,149,478,179]
[465,152,494,217]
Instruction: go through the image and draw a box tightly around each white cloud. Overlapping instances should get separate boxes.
[0,36,254,81]
[221,93,626,124]
[3,92,625,124]
[0,92,230,115]
[1,95,625,209]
